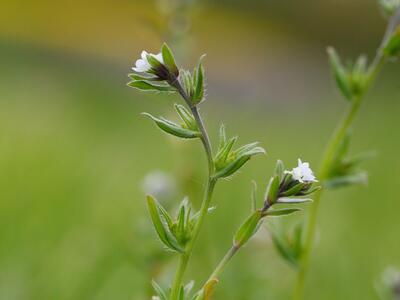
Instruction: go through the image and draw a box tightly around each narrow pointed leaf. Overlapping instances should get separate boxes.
[234,210,262,247]
[142,113,201,139]
[146,195,183,252]
[128,80,175,92]
[263,208,302,217]
[270,230,298,267]
[327,47,352,101]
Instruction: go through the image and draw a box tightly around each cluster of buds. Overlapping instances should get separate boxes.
[327,47,370,101]
[128,43,206,107]
[147,195,210,254]
[143,104,201,139]
[213,125,266,179]
[233,160,319,249]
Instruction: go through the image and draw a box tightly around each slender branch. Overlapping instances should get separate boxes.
[291,9,399,299]
[169,80,216,300]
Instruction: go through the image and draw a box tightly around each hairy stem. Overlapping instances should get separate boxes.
[291,10,398,299]
[169,81,216,300]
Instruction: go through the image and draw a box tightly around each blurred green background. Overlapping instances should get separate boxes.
[1,0,399,299]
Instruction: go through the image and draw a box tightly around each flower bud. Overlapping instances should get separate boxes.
[379,0,400,17]
[213,125,265,179]
[142,105,201,139]
[128,43,180,92]
[327,47,369,101]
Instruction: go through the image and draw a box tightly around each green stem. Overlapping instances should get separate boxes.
[291,18,392,300]
[169,81,216,300]
[292,97,361,300]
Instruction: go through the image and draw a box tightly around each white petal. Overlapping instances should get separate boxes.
[154,52,164,64]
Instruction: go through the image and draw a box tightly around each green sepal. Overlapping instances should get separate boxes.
[265,175,280,205]
[127,80,175,92]
[233,210,262,247]
[142,113,201,139]
[147,54,164,69]
[275,160,285,181]
[146,195,183,253]
[192,55,206,104]
[280,182,305,197]
[161,43,179,77]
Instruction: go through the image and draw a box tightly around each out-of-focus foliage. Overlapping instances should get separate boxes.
[0,1,399,299]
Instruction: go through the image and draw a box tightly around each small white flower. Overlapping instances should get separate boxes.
[151,296,161,300]
[288,159,317,183]
[133,50,164,73]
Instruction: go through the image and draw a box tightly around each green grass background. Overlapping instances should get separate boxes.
[1,1,400,299]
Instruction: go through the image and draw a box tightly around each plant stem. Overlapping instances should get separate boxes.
[169,81,216,300]
[291,12,395,299]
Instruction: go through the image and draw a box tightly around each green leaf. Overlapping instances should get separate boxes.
[265,175,280,205]
[327,47,352,101]
[275,160,285,181]
[161,43,179,76]
[193,55,206,104]
[142,113,201,139]
[383,26,400,57]
[298,185,321,195]
[152,280,168,300]
[127,80,175,92]
[270,229,298,267]
[128,73,161,81]
[263,208,302,217]
[233,210,262,247]
[146,195,183,253]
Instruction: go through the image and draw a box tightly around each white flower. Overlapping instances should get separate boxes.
[151,296,161,300]
[133,50,164,73]
[288,159,317,183]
